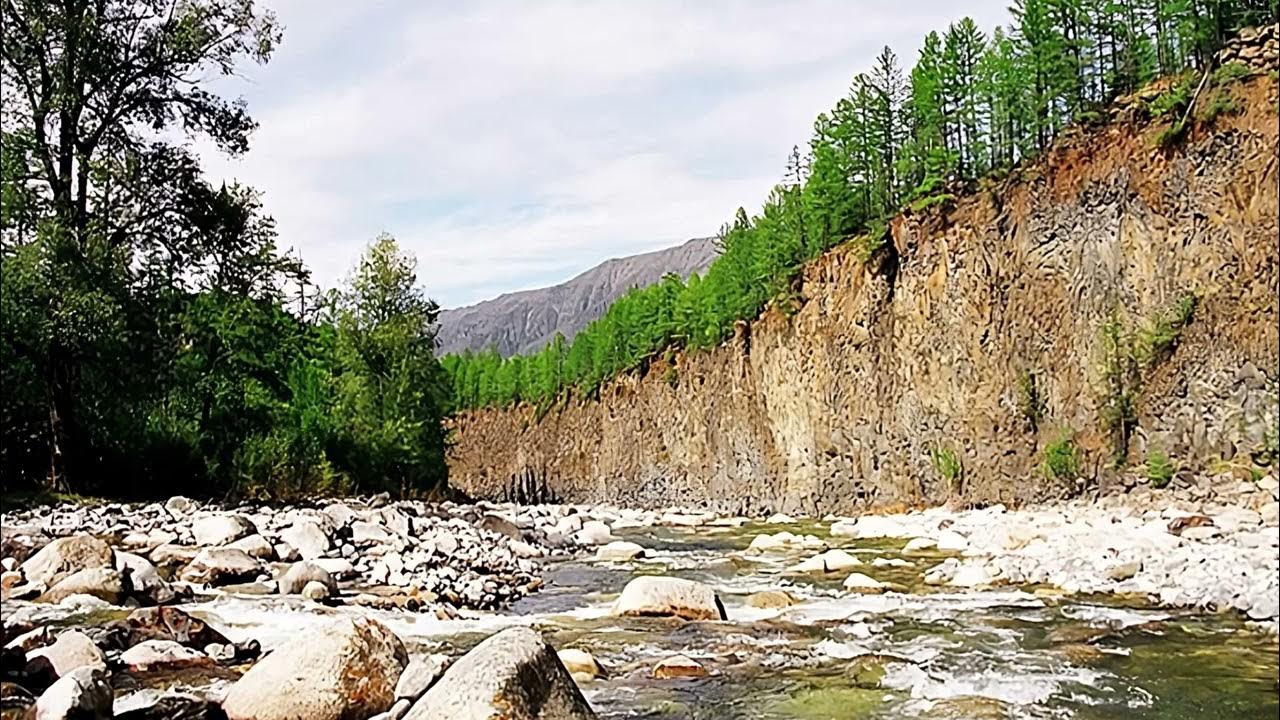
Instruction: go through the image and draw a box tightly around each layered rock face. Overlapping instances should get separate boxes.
[449,62,1279,516]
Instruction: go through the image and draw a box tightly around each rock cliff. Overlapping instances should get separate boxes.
[447,40,1280,516]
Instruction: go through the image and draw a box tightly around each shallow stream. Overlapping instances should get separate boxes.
[173,519,1279,719]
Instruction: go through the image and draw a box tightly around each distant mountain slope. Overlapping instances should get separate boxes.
[437,237,719,357]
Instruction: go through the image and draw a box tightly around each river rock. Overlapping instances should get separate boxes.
[115,551,174,606]
[902,537,937,555]
[351,521,393,546]
[148,544,199,568]
[38,567,124,605]
[556,648,602,680]
[403,627,595,720]
[766,513,795,524]
[572,521,613,546]
[395,654,450,701]
[477,515,521,540]
[1,681,36,719]
[178,548,261,585]
[227,534,276,560]
[612,576,727,621]
[27,631,105,677]
[191,515,256,547]
[114,694,225,720]
[935,530,969,552]
[744,590,798,609]
[594,541,645,562]
[33,665,111,720]
[222,616,407,720]
[20,536,114,589]
[164,496,197,518]
[830,515,909,539]
[278,561,337,596]
[652,654,707,679]
[842,572,887,594]
[279,522,329,560]
[786,549,861,574]
[124,607,230,649]
[119,640,211,672]
[301,581,330,600]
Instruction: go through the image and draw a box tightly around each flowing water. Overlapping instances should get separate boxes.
[175,519,1278,719]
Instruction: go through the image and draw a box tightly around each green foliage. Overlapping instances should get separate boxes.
[1199,91,1241,122]
[443,2,1266,412]
[0,1,450,499]
[1134,292,1197,368]
[1017,369,1044,432]
[1212,62,1253,86]
[930,446,964,494]
[1148,74,1196,117]
[1098,313,1139,468]
[1043,433,1081,482]
[1146,448,1176,488]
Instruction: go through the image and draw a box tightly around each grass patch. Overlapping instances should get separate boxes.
[1043,433,1081,482]
[1,489,107,511]
[931,446,964,494]
[1146,448,1176,488]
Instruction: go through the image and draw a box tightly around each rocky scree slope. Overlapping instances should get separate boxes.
[448,35,1280,516]
[437,236,717,357]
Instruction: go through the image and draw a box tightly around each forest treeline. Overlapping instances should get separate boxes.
[444,0,1278,411]
[1,0,449,499]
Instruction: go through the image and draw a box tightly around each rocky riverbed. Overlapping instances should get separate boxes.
[1,473,1277,718]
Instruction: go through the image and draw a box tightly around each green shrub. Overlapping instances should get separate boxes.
[1146,448,1176,488]
[1135,292,1197,368]
[1147,74,1195,117]
[931,446,963,493]
[663,365,679,388]
[1099,314,1138,467]
[909,192,956,214]
[1043,433,1080,482]
[1212,62,1252,86]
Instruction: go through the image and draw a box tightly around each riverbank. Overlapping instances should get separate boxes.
[1,474,1276,717]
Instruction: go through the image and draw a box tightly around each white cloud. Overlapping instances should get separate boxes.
[201,0,1011,307]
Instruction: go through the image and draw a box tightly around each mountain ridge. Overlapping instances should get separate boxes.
[437,237,718,357]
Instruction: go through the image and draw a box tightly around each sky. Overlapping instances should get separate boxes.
[200,0,1012,309]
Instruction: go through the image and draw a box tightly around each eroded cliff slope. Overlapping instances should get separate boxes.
[448,55,1280,516]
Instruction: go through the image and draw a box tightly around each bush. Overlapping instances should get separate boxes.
[664,365,679,388]
[1155,120,1187,148]
[1043,433,1080,482]
[930,446,963,493]
[1212,62,1252,86]
[1146,448,1176,488]
[1135,292,1197,368]
[1147,74,1195,117]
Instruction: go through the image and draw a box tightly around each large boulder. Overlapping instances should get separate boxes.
[404,627,595,720]
[191,515,256,547]
[612,576,726,621]
[279,522,330,561]
[277,561,337,596]
[33,665,112,720]
[38,567,125,605]
[227,535,276,561]
[178,548,261,586]
[19,536,114,589]
[114,551,175,606]
[123,607,230,649]
[26,631,105,678]
[221,617,407,720]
